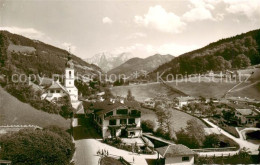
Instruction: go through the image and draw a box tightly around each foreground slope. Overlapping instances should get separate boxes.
[0,87,70,128]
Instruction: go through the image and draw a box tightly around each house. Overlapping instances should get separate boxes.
[226,70,239,79]
[156,144,195,165]
[41,53,82,110]
[0,160,12,165]
[87,99,142,138]
[143,98,156,109]
[235,109,259,126]
[97,92,105,102]
[154,96,174,108]
[207,70,214,77]
[41,80,69,102]
[174,96,197,108]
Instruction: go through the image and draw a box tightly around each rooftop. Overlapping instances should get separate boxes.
[156,144,195,158]
[236,109,254,116]
[175,96,196,102]
[87,100,141,115]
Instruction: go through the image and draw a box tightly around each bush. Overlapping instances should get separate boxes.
[203,134,219,148]
[141,120,155,133]
[176,129,200,149]
[0,128,75,165]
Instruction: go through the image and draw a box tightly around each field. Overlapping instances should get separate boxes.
[7,43,36,54]
[111,81,237,101]
[0,87,70,129]
[167,81,237,98]
[111,83,170,102]
[111,68,260,100]
[140,108,207,132]
[226,68,260,99]
[229,82,260,99]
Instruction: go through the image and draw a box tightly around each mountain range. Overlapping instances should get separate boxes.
[85,52,134,72]
[108,54,174,76]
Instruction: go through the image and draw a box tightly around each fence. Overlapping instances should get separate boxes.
[99,154,131,165]
[192,147,237,153]
[0,125,42,129]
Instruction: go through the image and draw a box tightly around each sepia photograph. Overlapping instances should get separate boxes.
[0,0,260,164]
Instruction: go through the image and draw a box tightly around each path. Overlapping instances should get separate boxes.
[75,139,158,165]
[223,73,253,98]
[231,80,260,93]
[203,119,259,155]
[236,127,260,141]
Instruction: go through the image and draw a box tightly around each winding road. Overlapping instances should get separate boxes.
[203,119,259,155]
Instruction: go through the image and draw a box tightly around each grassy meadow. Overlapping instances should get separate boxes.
[0,87,70,129]
[111,80,237,101]
[140,107,207,132]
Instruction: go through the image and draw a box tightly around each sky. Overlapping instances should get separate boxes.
[0,0,260,59]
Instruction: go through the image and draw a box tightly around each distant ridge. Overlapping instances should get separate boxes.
[150,29,260,79]
[108,54,174,76]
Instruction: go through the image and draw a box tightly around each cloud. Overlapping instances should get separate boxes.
[146,43,199,56]
[102,17,113,24]
[110,43,143,55]
[182,0,218,22]
[182,7,214,22]
[134,5,186,33]
[0,26,45,39]
[223,0,260,19]
[109,43,199,58]
[126,32,147,40]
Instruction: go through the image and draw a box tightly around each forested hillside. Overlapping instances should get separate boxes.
[108,54,174,76]
[0,31,101,78]
[151,29,260,78]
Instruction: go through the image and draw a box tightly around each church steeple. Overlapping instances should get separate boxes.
[66,47,74,69]
[64,46,78,102]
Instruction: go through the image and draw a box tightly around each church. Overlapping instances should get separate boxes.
[41,54,82,110]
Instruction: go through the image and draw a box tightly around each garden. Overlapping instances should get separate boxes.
[103,136,155,155]
[141,118,239,150]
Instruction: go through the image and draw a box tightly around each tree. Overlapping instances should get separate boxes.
[126,89,135,101]
[203,134,219,148]
[186,119,205,146]
[0,129,75,165]
[232,54,251,68]
[211,56,229,71]
[176,128,200,149]
[222,110,235,121]
[141,120,155,133]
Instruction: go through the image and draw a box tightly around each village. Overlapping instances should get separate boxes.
[1,1,260,164]
[0,55,260,164]
[67,58,260,164]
